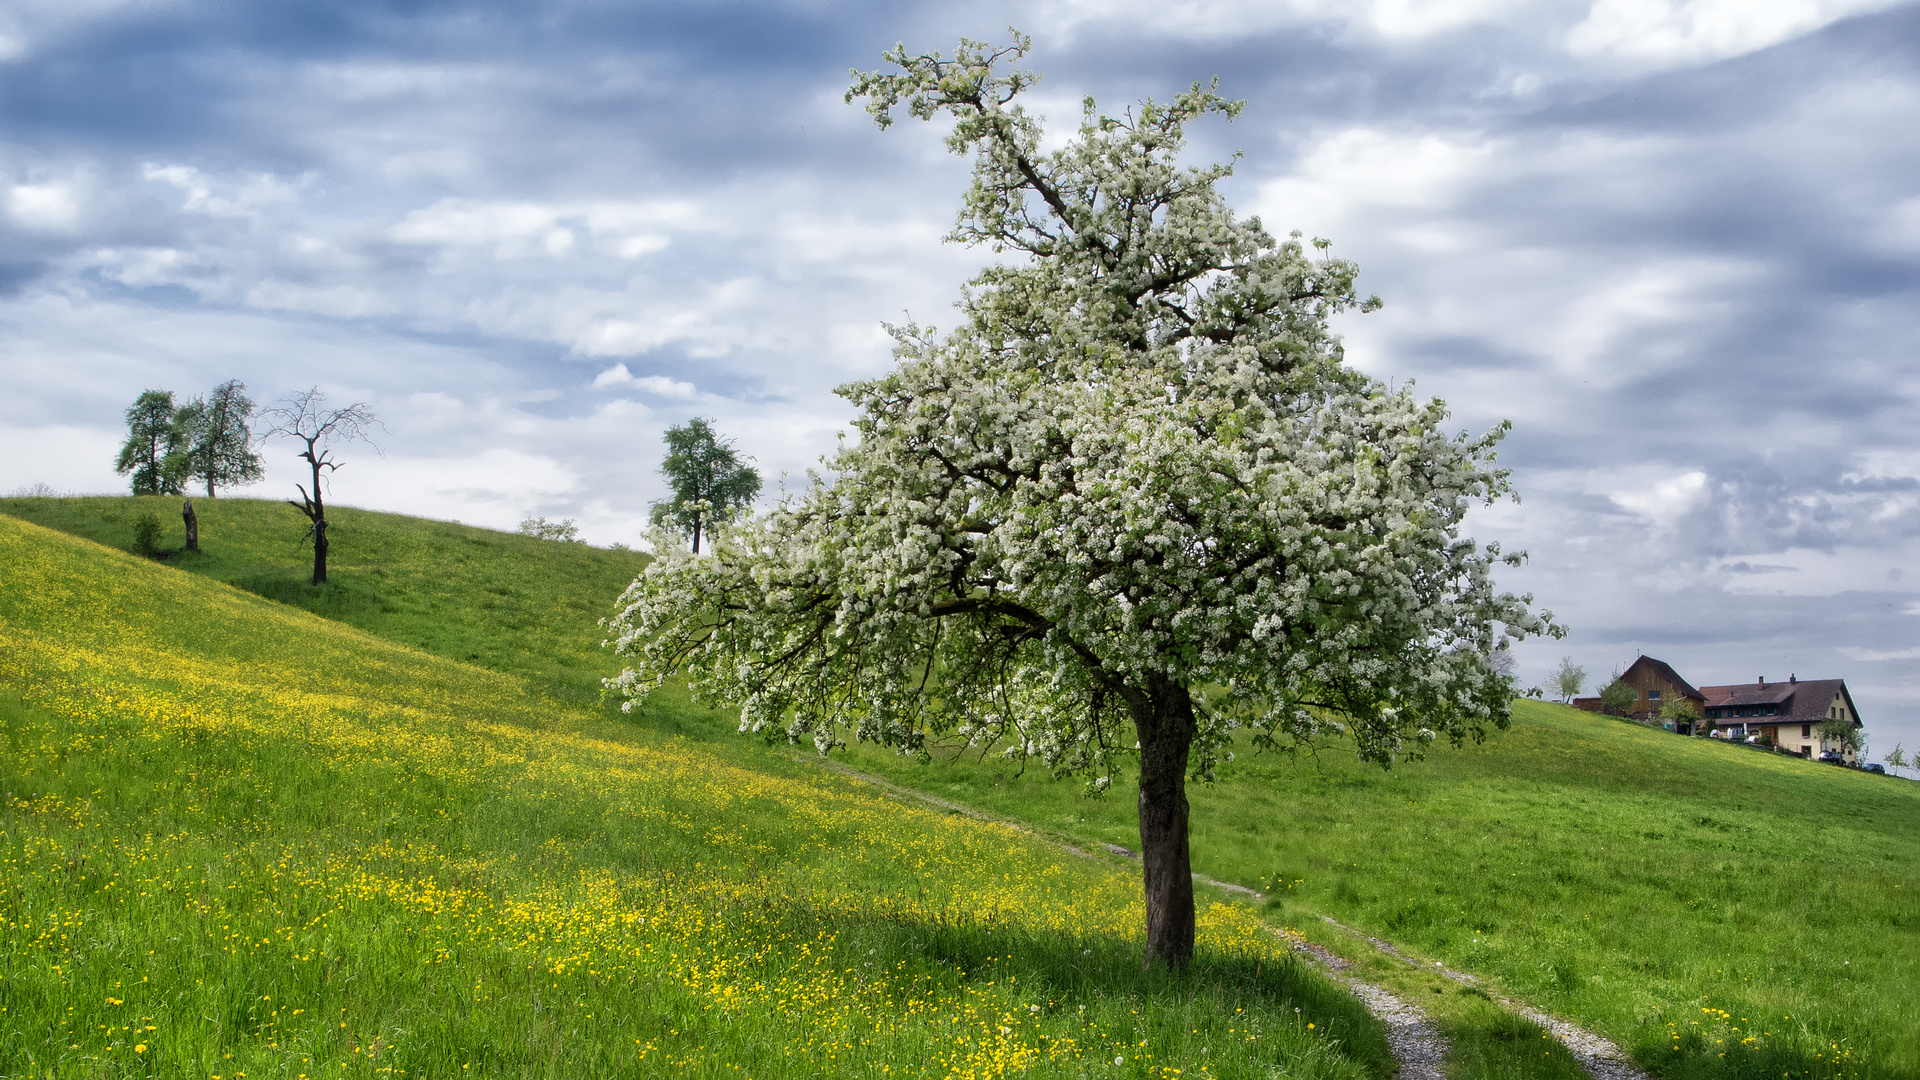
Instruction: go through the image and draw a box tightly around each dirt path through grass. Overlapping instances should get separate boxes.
[1287,936,1448,1080]
[1314,914,1654,1080]
[811,753,1673,1080]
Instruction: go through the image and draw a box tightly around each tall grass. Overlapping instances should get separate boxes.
[0,513,1389,1079]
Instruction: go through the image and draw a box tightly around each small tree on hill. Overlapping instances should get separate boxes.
[261,388,380,586]
[1659,697,1701,733]
[1599,677,1636,717]
[131,512,165,556]
[1884,742,1908,778]
[176,379,265,497]
[115,390,190,496]
[518,516,584,543]
[604,36,1558,970]
[1551,657,1588,702]
[648,418,760,554]
[1816,718,1862,760]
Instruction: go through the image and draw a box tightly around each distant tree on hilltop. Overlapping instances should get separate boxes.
[115,390,189,496]
[519,516,584,543]
[175,380,265,497]
[1551,657,1588,702]
[262,388,380,586]
[648,418,760,554]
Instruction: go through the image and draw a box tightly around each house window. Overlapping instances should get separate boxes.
[1649,690,1662,701]
[1801,724,1811,738]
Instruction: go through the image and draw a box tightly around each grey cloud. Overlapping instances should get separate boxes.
[4,0,1920,755]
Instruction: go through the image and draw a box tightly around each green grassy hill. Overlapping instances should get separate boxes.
[6,496,1915,1080]
[0,495,648,706]
[0,506,1382,1079]
[835,689,1920,1080]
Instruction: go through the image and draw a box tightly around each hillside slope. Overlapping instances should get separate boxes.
[8,497,1913,1080]
[836,694,1920,1080]
[0,513,1384,1079]
[0,494,648,705]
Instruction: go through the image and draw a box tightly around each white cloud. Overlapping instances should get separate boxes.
[142,163,300,218]
[391,199,581,258]
[87,246,204,289]
[1255,128,1498,232]
[1876,196,1920,253]
[7,182,79,229]
[390,197,693,261]
[1566,0,1908,68]
[1538,256,1760,379]
[1039,0,1530,42]
[1610,469,1709,525]
[1845,450,1920,483]
[344,447,580,529]
[1844,645,1920,661]
[1709,545,1920,597]
[0,422,122,494]
[0,0,176,64]
[591,364,697,398]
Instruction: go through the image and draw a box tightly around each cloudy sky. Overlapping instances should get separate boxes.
[4,0,1918,757]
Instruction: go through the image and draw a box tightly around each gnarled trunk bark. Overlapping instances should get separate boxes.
[312,516,328,585]
[1126,675,1197,970]
[181,498,199,552]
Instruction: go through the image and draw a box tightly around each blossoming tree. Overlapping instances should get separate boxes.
[605,36,1558,969]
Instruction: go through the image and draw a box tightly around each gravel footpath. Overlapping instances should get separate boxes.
[1284,934,1449,1080]
[1314,916,1656,1080]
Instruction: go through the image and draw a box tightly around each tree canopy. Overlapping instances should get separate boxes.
[114,390,189,496]
[604,35,1556,968]
[647,418,760,554]
[1551,657,1588,702]
[1599,678,1636,716]
[176,379,265,497]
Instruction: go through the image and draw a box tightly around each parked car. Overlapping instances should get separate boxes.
[1864,762,1887,774]
[1817,751,1845,765]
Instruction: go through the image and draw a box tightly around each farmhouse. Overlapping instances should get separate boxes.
[1698,676,1863,762]
[1569,656,1865,761]
[1571,654,1706,727]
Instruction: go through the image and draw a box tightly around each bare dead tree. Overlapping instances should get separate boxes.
[260,388,381,585]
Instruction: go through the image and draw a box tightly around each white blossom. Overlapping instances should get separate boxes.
[602,34,1559,966]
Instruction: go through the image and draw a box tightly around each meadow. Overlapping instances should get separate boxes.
[0,495,646,706]
[828,700,1919,1080]
[0,510,1388,1079]
[5,496,1914,1080]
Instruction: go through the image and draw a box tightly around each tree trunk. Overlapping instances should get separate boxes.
[181,498,199,552]
[1128,675,1198,970]
[692,512,703,554]
[312,516,328,585]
